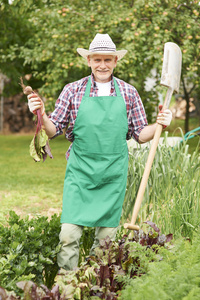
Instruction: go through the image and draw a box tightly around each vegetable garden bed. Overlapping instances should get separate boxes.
[0,213,200,299]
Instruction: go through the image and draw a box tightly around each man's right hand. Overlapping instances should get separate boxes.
[28,93,45,116]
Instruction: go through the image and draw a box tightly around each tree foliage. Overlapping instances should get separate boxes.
[0,0,199,127]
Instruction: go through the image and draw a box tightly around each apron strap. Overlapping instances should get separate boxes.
[84,76,122,97]
[85,77,91,97]
[113,78,121,97]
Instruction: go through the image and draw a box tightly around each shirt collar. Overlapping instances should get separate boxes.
[90,73,95,88]
[110,74,115,93]
[90,73,115,90]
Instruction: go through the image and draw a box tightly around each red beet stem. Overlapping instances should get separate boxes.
[36,109,43,134]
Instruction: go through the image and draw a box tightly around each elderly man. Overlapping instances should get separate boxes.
[28,33,172,271]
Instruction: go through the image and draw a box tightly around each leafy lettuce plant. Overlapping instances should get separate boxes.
[0,211,61,293]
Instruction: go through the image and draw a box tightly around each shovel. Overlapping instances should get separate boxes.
[124,42,182,231]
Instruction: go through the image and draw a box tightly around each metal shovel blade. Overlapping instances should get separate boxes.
[160,42,182,94]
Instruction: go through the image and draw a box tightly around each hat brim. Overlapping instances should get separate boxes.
[77,48,127,61]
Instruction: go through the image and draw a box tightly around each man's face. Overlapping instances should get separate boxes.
[87,54,118,83]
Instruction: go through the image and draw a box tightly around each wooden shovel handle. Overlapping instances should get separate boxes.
[124,123,162,229]
[124,87,173,230]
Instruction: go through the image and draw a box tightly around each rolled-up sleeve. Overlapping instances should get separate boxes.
[49,86,71,137]
[128,88,148,142]
[116,78,148,142]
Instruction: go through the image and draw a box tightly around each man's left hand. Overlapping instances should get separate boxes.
[156,105,172,128]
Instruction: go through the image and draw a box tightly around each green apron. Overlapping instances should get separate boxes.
[61,77,128,227]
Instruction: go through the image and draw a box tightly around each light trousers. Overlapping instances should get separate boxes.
[57,223,118,270]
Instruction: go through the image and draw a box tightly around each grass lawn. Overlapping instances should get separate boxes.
[0,134,70,223]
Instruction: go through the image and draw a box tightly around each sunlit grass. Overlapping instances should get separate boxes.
[0,134,70,222]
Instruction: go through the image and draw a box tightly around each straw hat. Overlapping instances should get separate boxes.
[77,33,127,61]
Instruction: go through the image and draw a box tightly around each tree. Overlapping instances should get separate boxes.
[1,0,200,130]
[118,0,200,131]
[0,0,44,95]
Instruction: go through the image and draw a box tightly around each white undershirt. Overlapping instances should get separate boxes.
[96,81,111,96]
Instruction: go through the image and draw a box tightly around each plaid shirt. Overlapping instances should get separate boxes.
[49,73,148,160]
